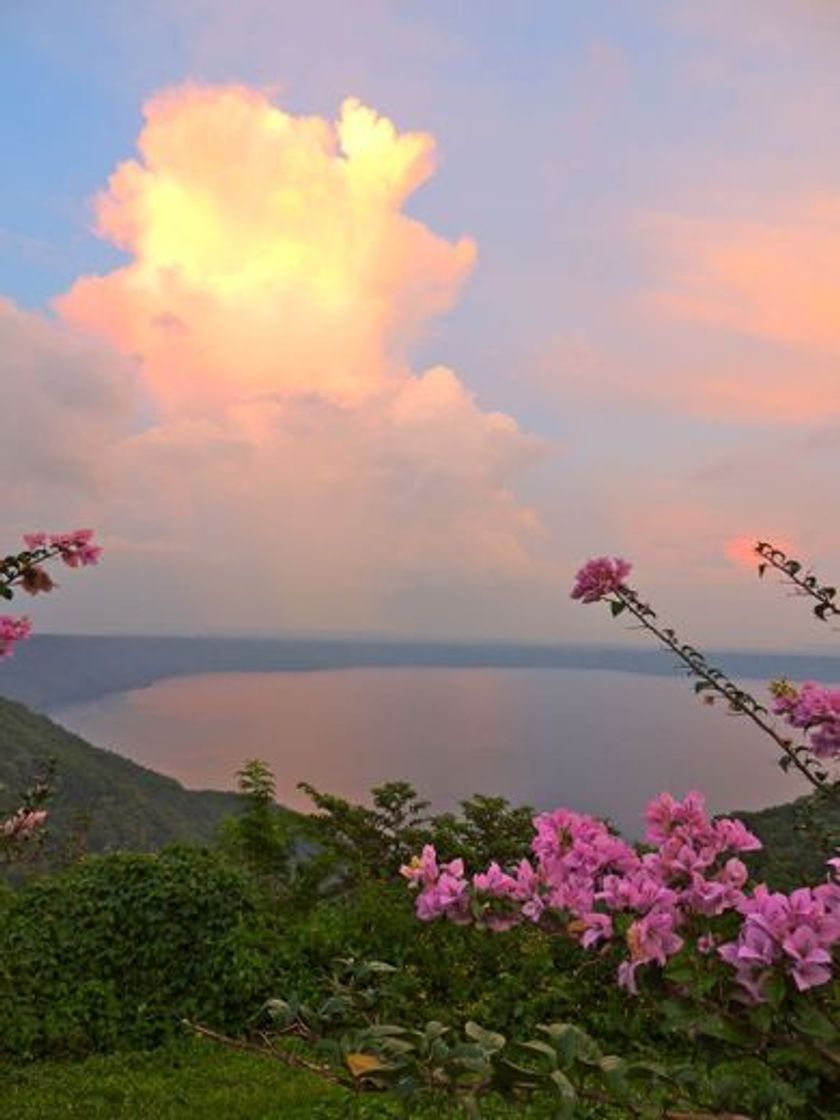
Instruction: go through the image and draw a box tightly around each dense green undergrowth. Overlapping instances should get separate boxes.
[0,1038,624,1118]
[2,764,838,1117]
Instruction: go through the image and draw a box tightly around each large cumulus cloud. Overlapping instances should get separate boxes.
[20,84,552,634]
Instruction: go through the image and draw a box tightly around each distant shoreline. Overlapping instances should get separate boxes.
[2,633,840,712]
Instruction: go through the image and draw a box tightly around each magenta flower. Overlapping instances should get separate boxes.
[48,529,103,568]
[782,927,833,992]
[570,556,632,604]
[770,680,840,759]
[580,911,613,948]
[405,788,839,1002]
[0,615,32,658]
[2,808,47,839]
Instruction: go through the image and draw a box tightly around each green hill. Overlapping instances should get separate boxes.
[737,792,840,890]
[0,694,245,854]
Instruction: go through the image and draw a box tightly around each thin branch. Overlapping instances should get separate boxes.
[614,587,830,794]
[182,1019,345,1085]
[755,542,840,624]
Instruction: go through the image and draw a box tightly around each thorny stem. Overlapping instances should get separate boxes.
[755,542,840,622]
[613,587,830,795]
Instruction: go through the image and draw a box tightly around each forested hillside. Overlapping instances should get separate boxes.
[0,695,245,853]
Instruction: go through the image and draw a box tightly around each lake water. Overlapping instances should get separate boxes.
[53,667,808,836]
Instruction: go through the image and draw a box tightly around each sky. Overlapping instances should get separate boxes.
[2,1,840,648]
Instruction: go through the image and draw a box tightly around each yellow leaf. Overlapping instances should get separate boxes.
[345,1052,387,1078]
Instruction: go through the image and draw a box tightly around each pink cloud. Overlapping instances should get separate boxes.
[40,84,553,634]
[648,197,840,356]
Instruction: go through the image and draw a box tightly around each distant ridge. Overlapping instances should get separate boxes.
[1,634,840,711]
[0,694,244,853]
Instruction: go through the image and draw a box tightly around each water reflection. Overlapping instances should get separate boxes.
[54,667,808,836]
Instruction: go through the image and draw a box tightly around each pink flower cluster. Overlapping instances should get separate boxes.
[770,680,840,760]
[23,529,102,568]
[0,615,32,658]
[719,881,840,1001]
[0,530,102,658]
[1,808,47,840]
[403,791,840,1001]
[570,556,632,603]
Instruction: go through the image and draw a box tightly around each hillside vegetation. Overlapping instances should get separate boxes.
[0,694,245,853]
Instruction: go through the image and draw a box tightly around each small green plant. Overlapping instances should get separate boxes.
[217,759,292,884]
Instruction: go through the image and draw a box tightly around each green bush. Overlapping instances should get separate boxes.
[274,880,651,1048]
[0,845,282,1057]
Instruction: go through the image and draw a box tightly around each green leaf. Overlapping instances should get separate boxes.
[548,1068,578,1115]
[464,1021,506,1053]
[610,599,626,617]
[693,1013,753,1046]
[792,1005,839,1044]
[366,1024,410,1038]
[538,1022,600,1068]
[598,1054,628,1094]
[517,1039,558,1065]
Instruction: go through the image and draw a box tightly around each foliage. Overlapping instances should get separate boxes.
[0,846,282,1057]
[1,757,53,869]
[738,792,840,890]
[217,759,292,883]
[755,541,840,624]
[0,695,255,858]
[297,780,431,889]
[0,1038,344,1119]
[271,879,639,1046]
[294,780,534,897]
[0,1037,633,1118]
[256,974,670,1118]
[426,795,535,870]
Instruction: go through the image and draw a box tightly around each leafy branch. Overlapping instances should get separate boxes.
[612,586,832,794]
[755,542,840,624]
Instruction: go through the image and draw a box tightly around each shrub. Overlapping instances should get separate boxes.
[0,845,282,1057]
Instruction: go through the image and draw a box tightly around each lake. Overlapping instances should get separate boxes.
[53,667,808,836]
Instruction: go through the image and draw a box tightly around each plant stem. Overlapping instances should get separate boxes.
[755,543,840,621]
[614,588,829,794]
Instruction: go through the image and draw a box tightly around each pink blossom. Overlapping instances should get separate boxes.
[718,880,840,1001]
[0,615,32,658]
[400,844,440,888]
[570,556,632,604]
[473,861,517,897]
[580,912,613,948]
[405,788,838,1002]
[2,808,47,839]
[48,529,103,568]
[770,680,840,760]
[782,927,833,992]
[22,532,47,550]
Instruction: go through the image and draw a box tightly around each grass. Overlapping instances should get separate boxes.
[0,1037,616,1118]
[0,1040,348,1119]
